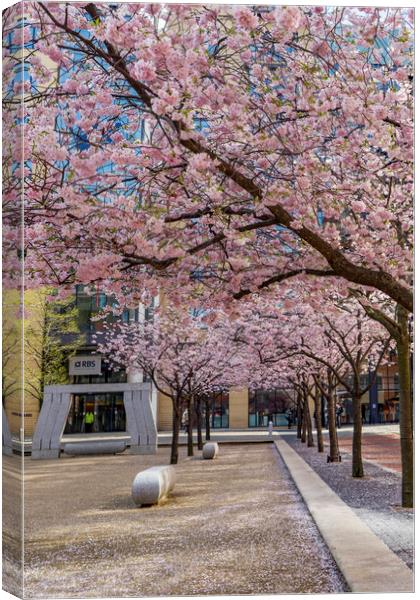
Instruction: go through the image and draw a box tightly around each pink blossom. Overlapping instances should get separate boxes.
[234,8,259,31]
[132,60,157,83]
[275,7,302,31]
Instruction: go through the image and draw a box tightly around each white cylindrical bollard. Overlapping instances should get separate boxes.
[203,442,219,459]
[132,465,176,506]
[268,421,273,436]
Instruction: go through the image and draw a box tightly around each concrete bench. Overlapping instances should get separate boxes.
[63,440,127,456]
[132,465,176,506]
[203,442,219,459]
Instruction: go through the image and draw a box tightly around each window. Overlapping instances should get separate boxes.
[201,390,229,428]
[248,388,290,427]
[65,392,126,434]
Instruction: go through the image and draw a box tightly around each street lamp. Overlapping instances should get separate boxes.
[368,355,378,425]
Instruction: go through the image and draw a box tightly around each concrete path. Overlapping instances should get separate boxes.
[274,438,414,593]
[20,445,346,597]
[284,434,413,570]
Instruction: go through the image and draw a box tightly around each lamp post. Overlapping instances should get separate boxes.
[388,348,397,423]
[368,356,378,424]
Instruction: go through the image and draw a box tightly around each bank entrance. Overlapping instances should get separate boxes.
[32,383,156,459]
[64,392,126,434]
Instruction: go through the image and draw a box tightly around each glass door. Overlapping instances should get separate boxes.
[64,393,126,433]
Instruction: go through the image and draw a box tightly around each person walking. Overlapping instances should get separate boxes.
[336,404,343,429]
[181,409,188,433]
[84,410,94,433]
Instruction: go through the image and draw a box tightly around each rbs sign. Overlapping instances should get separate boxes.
[69,356,102,375]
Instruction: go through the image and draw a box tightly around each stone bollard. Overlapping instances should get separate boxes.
[203,441,219,460]
[268,421,273,437]
[132,465,176,506]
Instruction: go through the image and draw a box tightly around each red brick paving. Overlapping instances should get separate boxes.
[326,432,402,473]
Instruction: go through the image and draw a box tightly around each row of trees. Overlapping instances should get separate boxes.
[98,284,408,501]
[3,5,413,506]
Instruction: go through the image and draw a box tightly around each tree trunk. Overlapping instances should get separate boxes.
[305,390,314,447]
[170,405,181,465]
[352,393,363,477]
[296,392,302,439]
[301,394,307,443]
[327,391,340,462]
[205,399,211,441]
[313,386,324,453]
[195,396,203,450]
[396,306,413,507]
[187,395,194,457]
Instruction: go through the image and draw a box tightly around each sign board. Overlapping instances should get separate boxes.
[69,356,102,375]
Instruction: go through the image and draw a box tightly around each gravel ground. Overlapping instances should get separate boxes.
[3,455,24,597]
[16,444,348,597]
[284,436,414,569]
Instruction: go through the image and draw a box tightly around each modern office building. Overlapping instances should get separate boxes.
[336,363,401,426]
[4,283,402,439]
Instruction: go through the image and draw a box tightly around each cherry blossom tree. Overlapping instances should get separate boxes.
[2,3,413,505]
[4,4,412,313]
[351,292,413,506]
[98,307,240,464]
[298,305,391,478]
[227,290,392,479]
[312,367,342,463]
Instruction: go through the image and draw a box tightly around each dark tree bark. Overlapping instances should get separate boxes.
[352,388,364,478]
[296,391,302,439]
[170,403,181,465]
[313,384,324,453]
[205,398,211,441]
[326,374,341,462]
[187,395,194,457]
[396,306,413,507]
[195,395,203,450]
[314,371,340,462]
[301,393,307,444]
[305,389,314,448]
[327,391,340,462]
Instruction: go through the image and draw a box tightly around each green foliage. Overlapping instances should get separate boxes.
[25,289,83,406]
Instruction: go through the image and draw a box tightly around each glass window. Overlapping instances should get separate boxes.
[248,388,290,427]
[64,392,126,434]
[200,390,229,429]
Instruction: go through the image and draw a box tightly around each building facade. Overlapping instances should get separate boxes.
[4,284,402,438]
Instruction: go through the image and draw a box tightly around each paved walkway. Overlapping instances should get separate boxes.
[18,445,346,597]
[275,439,413,592]
[334,428,402,473]
[283,431,413,571]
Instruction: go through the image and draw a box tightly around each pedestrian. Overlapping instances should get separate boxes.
[84,410,94,433]
[336,404,343,429]
[181,409,188,432]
